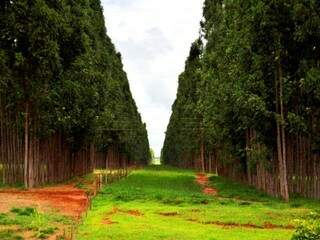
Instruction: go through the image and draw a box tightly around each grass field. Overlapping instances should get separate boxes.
[77,166,320,240]
[0,207,72,239]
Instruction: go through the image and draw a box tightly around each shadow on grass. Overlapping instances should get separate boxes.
[210,176,320,209]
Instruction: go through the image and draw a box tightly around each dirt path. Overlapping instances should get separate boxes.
[195,173,218,196]
[0,184,88,218]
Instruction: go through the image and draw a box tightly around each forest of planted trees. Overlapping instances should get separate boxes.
[1,0,320,239]
[162,0,320,201]
[0,0,150,188]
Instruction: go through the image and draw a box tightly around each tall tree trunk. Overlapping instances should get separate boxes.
[24,102,29,189]
[200,128,205,173]
[208,152,212,173]
[90,143,95,170]
[275,41,289,201]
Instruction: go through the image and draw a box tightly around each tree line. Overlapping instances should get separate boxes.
[162,0,320,201]
[0,0,150,188]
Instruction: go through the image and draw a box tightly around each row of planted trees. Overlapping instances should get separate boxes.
[162,0,320,201]
[0,0,150,188]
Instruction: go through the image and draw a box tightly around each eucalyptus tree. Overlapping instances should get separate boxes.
[163,0,320,200]
[0,0,150,187]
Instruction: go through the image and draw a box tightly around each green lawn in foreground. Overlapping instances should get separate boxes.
[77,166,319,240]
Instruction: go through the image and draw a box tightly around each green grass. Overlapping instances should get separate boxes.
[0,230,23,240]
[77,166,320,240]
[0,207,72,239]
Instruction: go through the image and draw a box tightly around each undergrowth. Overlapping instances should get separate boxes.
[0,207,72,239]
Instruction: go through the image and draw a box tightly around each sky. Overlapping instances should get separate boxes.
[101,0,204,156]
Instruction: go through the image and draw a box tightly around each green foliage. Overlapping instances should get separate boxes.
[0,0,150,164]
[0,213,16,225]
[36,227,57,239]
[292,212,320,240]
[162,39,203,166]
[0,230,23,240]
[11,207,36,216]
[0,207,72,239]
[162,0,320,171]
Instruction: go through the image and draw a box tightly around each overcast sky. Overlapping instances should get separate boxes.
[101,0,204,156]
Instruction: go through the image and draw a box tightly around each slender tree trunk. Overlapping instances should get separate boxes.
[90,143,95,170]
[24,102,29,189]
[200,128,205,173]
[208,152,212,173]
[275,42,289,201]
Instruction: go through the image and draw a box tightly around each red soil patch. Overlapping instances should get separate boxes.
[101,218,118,225]
[263,222,295,230]
[158,212,179,217]
[101,207,143,225]
[126,209,143,216]
[195,173,218,196]
[105,207,144,217]
[203,187,218,196]
[0,184,88,218]
[189,220,295,230]
[196,173,209,186]
[105,207,119,216]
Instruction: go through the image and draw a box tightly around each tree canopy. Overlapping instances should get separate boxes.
[0,0,150,166]
[162,0,320,200]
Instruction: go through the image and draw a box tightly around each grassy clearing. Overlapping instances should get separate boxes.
[0,207,72,239]
[77,166,319,240]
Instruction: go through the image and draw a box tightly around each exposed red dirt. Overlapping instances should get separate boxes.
[203,222,263,229]
[0,184,88,218]
[195,173,218,196]
[196,173,208,186]
[263,222,295,230]
[105,207,119,216]
[101,218,119,225]
[126,209,144,216]
[105,207,144,217]
[203,187,218,196]
[187,219,294,230]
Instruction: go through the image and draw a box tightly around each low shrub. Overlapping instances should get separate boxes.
[36,227,57,239]
[11,207,36,216]
[0,230,23,240]
[292,211,320,240]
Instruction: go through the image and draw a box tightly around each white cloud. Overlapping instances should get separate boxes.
[101,0,204,156]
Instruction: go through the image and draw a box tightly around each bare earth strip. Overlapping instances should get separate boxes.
[0,184,88,218]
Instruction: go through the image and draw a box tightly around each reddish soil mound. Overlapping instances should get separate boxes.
[0,184,88,218]
[195,173,218,196]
